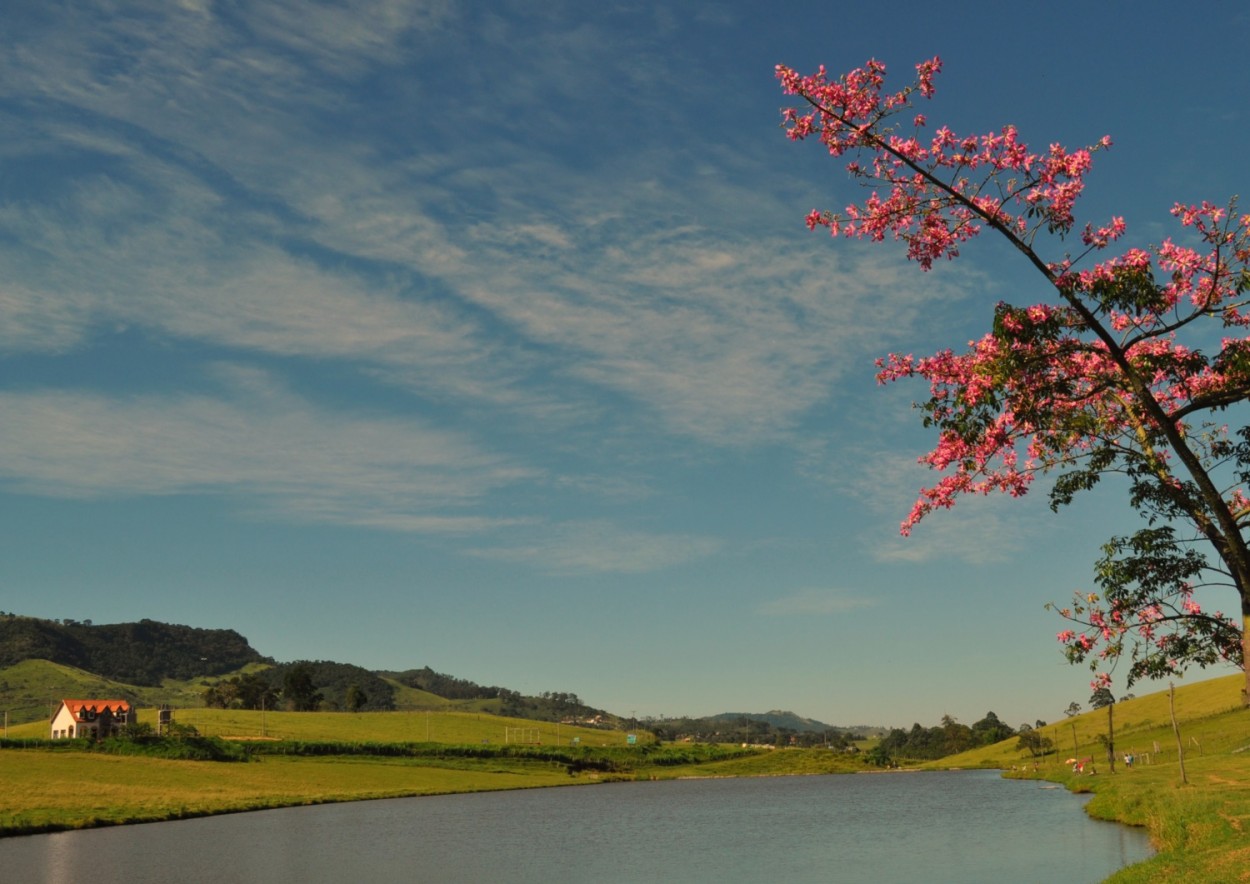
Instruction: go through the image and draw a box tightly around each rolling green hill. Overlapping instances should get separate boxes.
[0,614,621,728]
[921,673,1247,770]
[706,709,838,733]
[0,658,230,726]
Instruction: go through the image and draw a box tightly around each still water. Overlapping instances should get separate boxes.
[2,770,1150,883]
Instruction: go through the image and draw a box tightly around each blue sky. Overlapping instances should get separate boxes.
[2,1,1247,729]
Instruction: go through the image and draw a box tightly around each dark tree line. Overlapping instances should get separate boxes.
[644,714,857,749]
[202,671,279,710]
[384,666,510,701]
[203,661,396,712]
[869,712,1016,764]
[381,667,610,724]
[499,690,603,723]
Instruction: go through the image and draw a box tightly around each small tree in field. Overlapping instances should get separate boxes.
[777,57,1250,702]
[1016,725,1054,759]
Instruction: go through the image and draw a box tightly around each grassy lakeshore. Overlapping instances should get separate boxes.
[928,674,1250,882]
[0,712,865,837]
[6,676,1248,883]
[0,750,583,834]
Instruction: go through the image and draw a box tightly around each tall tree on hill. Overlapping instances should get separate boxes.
[971,711,1014,746]
[345,684,368,713]
[283,663,323,712]
[778,57,1250,703]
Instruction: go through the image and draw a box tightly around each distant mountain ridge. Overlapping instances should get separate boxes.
[706,709,836,734]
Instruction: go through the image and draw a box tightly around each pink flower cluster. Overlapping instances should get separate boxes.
[781,57,1250,538]
[777,57,1115,270]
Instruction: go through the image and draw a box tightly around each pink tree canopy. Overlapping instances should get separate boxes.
[778,57,1250,701]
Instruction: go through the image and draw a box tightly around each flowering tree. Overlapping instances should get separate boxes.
[777,57,1250,703]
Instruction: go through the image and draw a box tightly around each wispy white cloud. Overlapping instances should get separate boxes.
[757,588,876,616]
[0,282,94,353]
[455,216,961,446]
[0,368,722,575]
[819,441,1045,565]
[0,370,532,527]
[1,0,979,457]
[0,0,985,581]
[470,520,723,575]
[241,0,455,76]
[869,499,1037,566]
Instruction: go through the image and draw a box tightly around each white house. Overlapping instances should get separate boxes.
[50,699,135,740]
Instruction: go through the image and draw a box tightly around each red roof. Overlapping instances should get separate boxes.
[60,699,132,721]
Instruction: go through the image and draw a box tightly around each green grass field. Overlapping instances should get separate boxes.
[0,750,583,834]
[7,706,647,746]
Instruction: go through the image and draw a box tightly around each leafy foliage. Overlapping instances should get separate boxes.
[1049,527,1243,686]
[1014,724,1055,758]
[202,671,280,711]
[264,661,396,712]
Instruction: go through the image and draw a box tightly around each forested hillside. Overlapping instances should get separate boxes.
[0,614,268,685]
[204,661,398,712]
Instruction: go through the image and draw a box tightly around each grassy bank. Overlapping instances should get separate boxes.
[0,749,582,835]
[929,675,1250,882]
[0,730,864,837]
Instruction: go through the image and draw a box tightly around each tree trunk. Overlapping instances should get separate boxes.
[1243,604,1250,709]
[1107,702,1116,774]
[1170,682,1187,786]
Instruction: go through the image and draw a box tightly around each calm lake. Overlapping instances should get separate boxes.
[2,770,1151,883]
